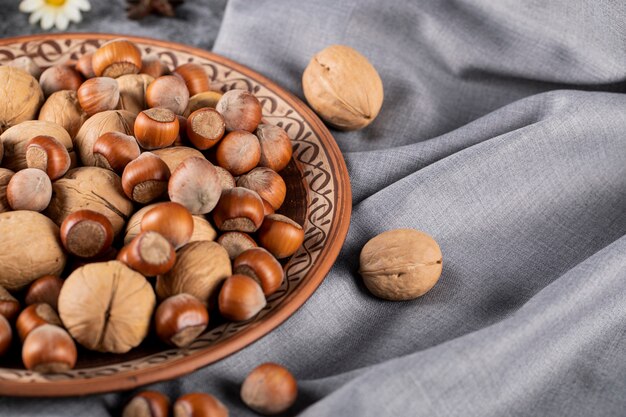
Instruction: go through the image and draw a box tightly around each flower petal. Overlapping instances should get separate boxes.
[19,0,43,13]
[28,8,45,24]
[70,0,91,12]
[55,11,69,30]
[41,9,55,30]
[64,4,81,22]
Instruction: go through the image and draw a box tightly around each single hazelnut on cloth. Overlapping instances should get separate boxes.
[359,229,443,301]
[241,363,298,415]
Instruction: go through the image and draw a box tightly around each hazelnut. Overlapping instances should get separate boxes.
[141,55,170,79]
[22,324,77,373]
[24,275,64,311]
[215,89,262,132]
[155,293,209,347]
[173,393,228,417]
[156,241,231,307]
[75,52,95,79]
[168,157,221,214]
[173,114,189,146]
[7,56,41,79]
[214,165,235,190]
[0,211,66,291]
[262,200,275,216]
[218,274,266,321]
[0,285,20,322]
[45,167,134,237]
[141,202,194,249]
[234,248,284,296]
[217,232,257,260]
[186,107,225,150]
[257,214,305,259]
[0,67,44,134]
[122,152,171,204]
[302,45,383,130]
[25,135,71,180]
[0,168,13,213]
[134,107,180,150]
[77,77,121,116]
[118,231,176,276]
[74,109,135,166]
[241,363,298,415]
[123,391,170,417]
[255,124,293,172]
[152,146,204,173]
[185,91,223,116]
[0,315,11,357]
[60,209,114,258]
[237,167,286,210]
[92,39,142,78]
[39,65,83,97]
[117,73,154,116]
[146,75,189,115]
[215,130,260,175]
[93,131,141,174]
[7,168,52,212]
[213,187,264,232]
[38,90,88,139]
[173,62,211,96]
[58,261,156,353]
[16,302,62,342]
[359,229,443,301]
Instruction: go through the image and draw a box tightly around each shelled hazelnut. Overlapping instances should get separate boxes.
[123,391,170,417]
[173,393,228,417]
[241,363,298,415]
[24,275,64,311]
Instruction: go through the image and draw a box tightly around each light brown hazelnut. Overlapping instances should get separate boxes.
[185,91,223,116]
[155,293,209,347]
[215,130,260,175]
[255,124,293,172]
[7,56,41,79]
[186,107,225,150]
[237,167,286,210]
[37,90,88,139]
[117,73,154,115]
[141,55,170,79]
[7,168,52,212]
[16,302,62,342]
[302,45,384,130]
[0,211,66,291]
[173,393,228,417]
[217,232,257,260]
[156,241,231,307]
[168,157,221,214]
[214,165,235,190]
[257,214,304,259]
[24,275,64,311]
[0,285,20,322]
[141,202,194,249]
[134,107,180,150]
[60,209,114,258]
[39,65,83,97]
[25,135,71,180]
[58,260,156,353]
[212,187,264,232]
[146,75,189,115]
[216,89,262,132]
[46,167,134,237]
[93,131,141,174]
[123,391,170,417]
[22,324,77,373]
[359,229,443,301]
[262,200,275,216]
[122,152,171,204]
[234,248,284,296]
[118,231,176,276]
[241,363,298,415]
[0,168,12,213]
[92,39,142,78]
[77,77,120,116]
[75,52,95,79]
[74,109,136,166]
[0,66,44,134]
[0,315,11,357]
[152,146,204,173]
[218,274,266,321]
[173,62,211,96]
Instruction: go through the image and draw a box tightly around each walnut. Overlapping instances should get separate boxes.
[0,66,44,133]
[38,90,88,138]
[0,168,13,213]
[58,261,156,353]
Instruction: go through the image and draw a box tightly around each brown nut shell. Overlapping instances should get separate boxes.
[141,202,194,249]
[241,363,298,415]
[38,90,88,139]
[77,77,120,116]
[123,391,170,417]
[155,293,209,347]
[60,209,114,259]
[0,67,44,134]
[359,229,443,301]
[22,324,77,373]
[92,39,142,78]
[58,261,156,353]
[39,65,83,97]
[168,157,221,214]
[212,187,264,232]
[215,130,260,175]
[234,248,284,296]
[146,75,189,115]
[0,315,11,357]
[0,285,20,322]
[173,393,228,417]
[7,168,52,212]
[218,274,266,322]
[217,231,257,260]
[141,55,170,79]
[75,52,95,79]
[255,124,293,172]
[25,135,71,180]
[215,89,262,132]
[236,167,286,210]
[174,63,211,96]
[134,107,179,150]
[16,302,62,342]
[257,214,305,259]
[24,275,64,311]
[186,107,225,150]
[122,152,171,204]
[93,131,141,174]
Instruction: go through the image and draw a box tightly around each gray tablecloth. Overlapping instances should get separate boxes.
[1,0,626,415]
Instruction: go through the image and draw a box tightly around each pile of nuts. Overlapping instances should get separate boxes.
[0,38,305,372]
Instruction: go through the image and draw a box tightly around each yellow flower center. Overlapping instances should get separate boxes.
[45,0,66,6]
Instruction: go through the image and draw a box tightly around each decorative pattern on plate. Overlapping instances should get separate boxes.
[0,37,338,383]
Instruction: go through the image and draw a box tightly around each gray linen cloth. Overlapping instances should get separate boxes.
[1,0,626,415]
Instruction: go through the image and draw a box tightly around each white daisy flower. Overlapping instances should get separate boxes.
[19,0,91,31]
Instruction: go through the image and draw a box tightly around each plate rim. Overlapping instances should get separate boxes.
[0,32,352,397]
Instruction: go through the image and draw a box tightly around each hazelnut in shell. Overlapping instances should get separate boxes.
[92,39,142,78]
[186,107,225,150]
[141,202,194,249]
[215,89,262,132]
[234,248,284,296]
[16,302,62,342]
[217,232,257,260]
[93,131,141,174]
[212,187,264,233]
[22,324,77,373]
[58,261,156,353]
[0,66,44,134]
[168,157,221,214]
[214,165,236,190]
[134,107,180,150]
[118,231,176,276]
[173,62,211,96]
[38,90,88,139]
[359,229,443,301]
[302,45,384,130]
[123,391,170,417]
[257,214,305,259]
[141,55,170,79]
[25,135,71,180]
[75,52,95,79]
[74,109,135,166]
[24,275,64,311]
[155,293,209,347]
[215,130,261,175]
[7,56,41,79]
[255,124,293,172]
[39,65,83,97]
[60,209,114,259]
[185,91,223,116]
[77,77,121,116]
[237,167,286,210]
[7,168,52,212]
[218,274,266,321]
[122,152,171,204]
[241,363,298,415]
[146,75,189,115]
[173,393,228,417]
[0,315,11,357]
[0,285,20,322]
